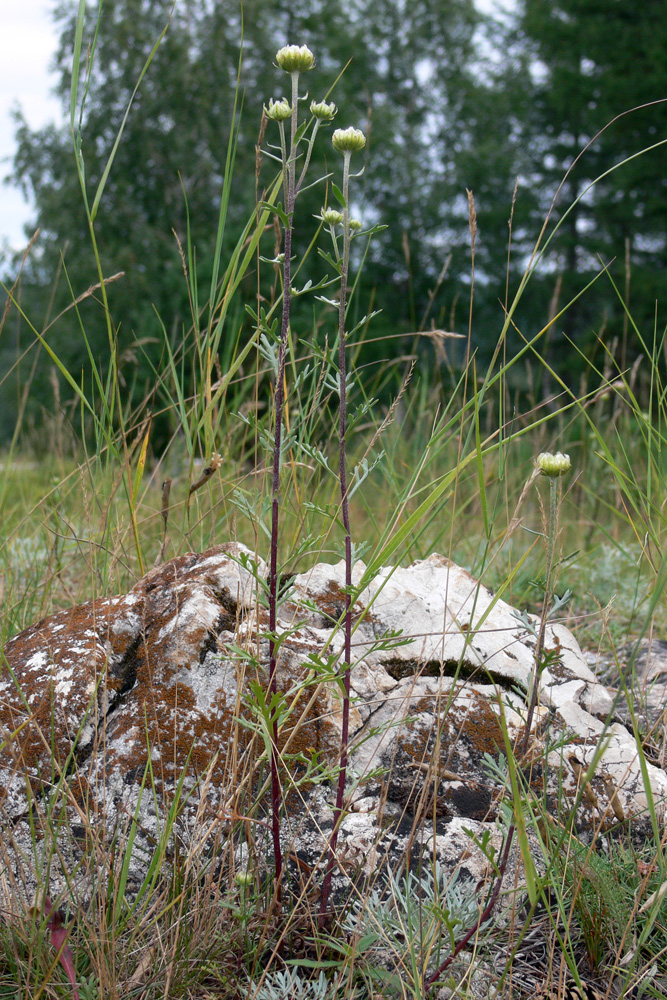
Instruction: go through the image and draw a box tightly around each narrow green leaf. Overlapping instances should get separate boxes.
[69,0,87,128]
[131,422,151,503]
[331,182,346,207]
[90,14,172,221]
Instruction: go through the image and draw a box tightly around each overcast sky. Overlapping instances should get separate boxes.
[0,0,510,254]
[1,1,63,252]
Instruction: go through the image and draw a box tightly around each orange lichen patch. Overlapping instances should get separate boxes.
[0,544,264,817]
[134,549,215,595]
[82,636,334,813]
[103,678,239,788]
[545,659,577,682]
[308,580,363,626]
[96,624,240,793]
[276,662,339,756]
[94,638,341,812]
[0,594,142,793]
[383,686,511,821]
[449,690,507,757]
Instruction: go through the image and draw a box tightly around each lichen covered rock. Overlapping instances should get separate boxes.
[1,544,665,910]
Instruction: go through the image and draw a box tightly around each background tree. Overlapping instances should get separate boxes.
[509,0,667,380]
[3,0,488,443]
[4,0,667,445]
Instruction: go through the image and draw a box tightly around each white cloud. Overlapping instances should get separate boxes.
[1,0,62,252]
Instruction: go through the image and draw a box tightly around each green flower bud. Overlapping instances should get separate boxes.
[349,218,363,230]
[321,208,344,226]
[536,452,571,477]
[332,127,366,153]
[265,97,292,122]
[275,44,315,73]
[310,100,337,121]
[235,870,253,887]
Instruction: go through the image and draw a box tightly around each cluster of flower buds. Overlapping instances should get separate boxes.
[275,44,316,73]
[311,100,337,120]
[269,45,367,159]
[265,97,292,122]
[536,452,571,477]
[319,210,364,230]
[332,126,366,153]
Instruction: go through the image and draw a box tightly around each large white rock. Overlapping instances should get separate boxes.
[1,544,664,919]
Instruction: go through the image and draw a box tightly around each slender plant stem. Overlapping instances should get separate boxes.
[429,471,561,988]
[267,230,291,902]
[522,476,559,754]
[267,72,301,903]
[319,150,354,923]
[297,120,320,191]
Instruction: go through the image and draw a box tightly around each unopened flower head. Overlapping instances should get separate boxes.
[349,218,363,230]
[321,208,344,226]
[536,452,571,477]
[265,97,292,122]
[275,44,315,73]
[310,99,337,121]
[332,127,366,154]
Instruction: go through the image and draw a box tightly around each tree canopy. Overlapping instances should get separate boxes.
[3,0,667,443]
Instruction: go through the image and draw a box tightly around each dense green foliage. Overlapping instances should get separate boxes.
[514,0,667,364]
[2,0,667,443]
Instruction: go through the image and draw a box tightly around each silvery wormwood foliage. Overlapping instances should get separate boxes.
[343,863,481,963]
[250,968,362,1000]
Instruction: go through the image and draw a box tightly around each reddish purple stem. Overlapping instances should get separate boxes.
[268,220,294,904]
[43,896,80,1000]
